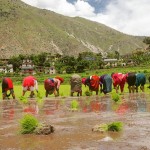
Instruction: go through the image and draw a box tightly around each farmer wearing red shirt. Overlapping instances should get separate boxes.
[2,77,15,100]
[111,73,127,93]
[22,76,38,98]
[82,75,100,95]
[44,76,64,97]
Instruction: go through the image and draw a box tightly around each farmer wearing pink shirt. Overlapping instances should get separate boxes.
[53,76,64,97]
[111,73,127,93]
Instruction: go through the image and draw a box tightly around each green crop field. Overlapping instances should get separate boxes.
[1,66,150,100]
[0,83,150,100]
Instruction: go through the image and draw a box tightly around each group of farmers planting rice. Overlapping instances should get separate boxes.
[1,72,147,100]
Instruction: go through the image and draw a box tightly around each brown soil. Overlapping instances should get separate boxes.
[0,93,150,150]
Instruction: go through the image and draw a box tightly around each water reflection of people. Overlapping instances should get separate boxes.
[43,99,58,115]
[115,102,129,115]
[1,100,15,120]
[23,101,39,115]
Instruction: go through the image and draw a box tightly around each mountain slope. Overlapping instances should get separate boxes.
[0,0,145,59]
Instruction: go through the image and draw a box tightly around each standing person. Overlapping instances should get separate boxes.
[126,72,136,93]
[44,76,64,97]
[135,73,146,92]
[111,73,127,93]
[2,77,15,100]
[70,74,82,96]
[99,74,112,94]
[82,75,100,95]
[22,76,38,98]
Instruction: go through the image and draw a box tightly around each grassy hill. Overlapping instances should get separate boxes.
[0,0,146,59]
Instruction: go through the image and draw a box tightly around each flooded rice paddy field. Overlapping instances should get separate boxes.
[0,93,150,150]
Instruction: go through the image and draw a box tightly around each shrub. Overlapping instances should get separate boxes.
[20,114,39,134]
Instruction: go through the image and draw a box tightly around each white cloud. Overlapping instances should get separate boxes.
[21,0,150,36]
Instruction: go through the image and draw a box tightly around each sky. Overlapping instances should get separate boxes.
[21,0,150,36]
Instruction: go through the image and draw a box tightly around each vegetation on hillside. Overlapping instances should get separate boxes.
[0,0,146,59]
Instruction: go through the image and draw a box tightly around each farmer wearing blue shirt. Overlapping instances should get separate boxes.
[135,73,146,92]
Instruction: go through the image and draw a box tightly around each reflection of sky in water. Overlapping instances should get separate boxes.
[137,98,147,112]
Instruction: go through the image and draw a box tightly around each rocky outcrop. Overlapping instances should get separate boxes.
[34,123,55,135]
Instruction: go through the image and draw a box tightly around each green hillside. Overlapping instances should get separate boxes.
[0,0,146,59]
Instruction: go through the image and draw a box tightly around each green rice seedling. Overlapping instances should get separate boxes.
[111,92,120,102]
[20,114,39,134]
[92,122,123,132]
[36,92,43,106]
[85,90,92,96]
[60,92,64,97]
[84,97,91,106]
[19,96,28,104]
[37,92,42,99]
[107,122,123,132]
[71,100,79,111]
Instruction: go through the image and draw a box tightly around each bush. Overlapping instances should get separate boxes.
[20,114,39,134]
[66,66,74,74]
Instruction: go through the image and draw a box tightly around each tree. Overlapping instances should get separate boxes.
[115,51,120,60]
[143,37,150,45]
[143,37,150,50]
[8,56,22,72]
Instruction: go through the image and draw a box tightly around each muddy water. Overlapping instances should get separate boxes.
[0,93,150,150]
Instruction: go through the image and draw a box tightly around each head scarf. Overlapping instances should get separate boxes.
[82,78,86,85]
[55,76,64,83]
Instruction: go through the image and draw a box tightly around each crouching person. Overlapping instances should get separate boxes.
[99,74,112,94]
[70,74,82,96]
[111,73,127,94]
[44,76,64,97]
[2,77,15,100]
[22,76,38,98]
[135,73,146,92]
[126,72,136,93]
[82,75,100,95]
